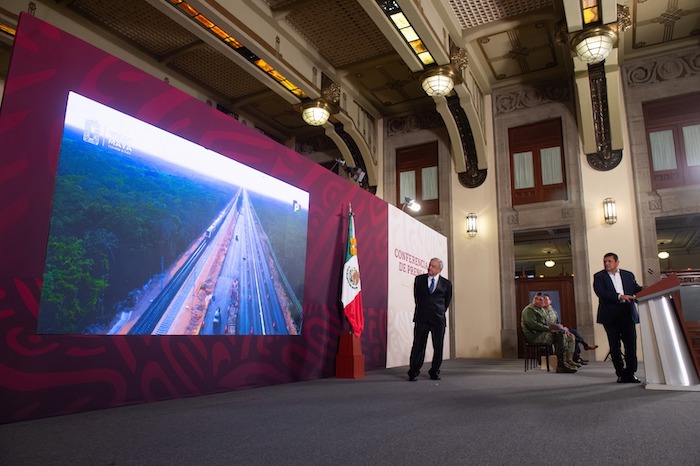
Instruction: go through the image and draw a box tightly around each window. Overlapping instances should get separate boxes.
[509,119,567,205]
[396,142,438,215]
[644,93,700,190]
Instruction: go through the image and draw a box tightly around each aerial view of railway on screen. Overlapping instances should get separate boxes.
[37,92,309,336]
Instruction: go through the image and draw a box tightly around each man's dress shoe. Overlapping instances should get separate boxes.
[430,374,441,380]
[618,375,641,383]
[408,375,417,382]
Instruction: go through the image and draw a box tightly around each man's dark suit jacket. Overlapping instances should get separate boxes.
[413,274,453,326]
[593,269,644,325]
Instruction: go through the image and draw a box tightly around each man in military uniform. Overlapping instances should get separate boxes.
[542,294,580,370]
[521,293,576,373]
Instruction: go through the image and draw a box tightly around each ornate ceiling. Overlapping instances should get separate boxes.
[1,0,696,144]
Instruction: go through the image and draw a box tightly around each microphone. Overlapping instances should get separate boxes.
[647,268,660,284]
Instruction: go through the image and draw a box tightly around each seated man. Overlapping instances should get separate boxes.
[542,294,581,369]
[542,294,598,364]
[570,328,598,364]
[521,293,576,373]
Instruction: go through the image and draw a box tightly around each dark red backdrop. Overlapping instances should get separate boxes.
[0,14,388,423]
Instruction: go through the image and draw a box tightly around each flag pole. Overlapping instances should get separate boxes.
[346,202,353,335]
[336,201,365,378]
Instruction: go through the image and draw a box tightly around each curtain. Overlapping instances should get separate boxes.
[683,124,700,167]
[540,146,562,185]
[399,170,416,201]
[649,130,677,171]
[422,166,438,200]
[513,151,534,189]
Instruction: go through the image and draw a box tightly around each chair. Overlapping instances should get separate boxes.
[524,342,551,372]
[603,349,624,362]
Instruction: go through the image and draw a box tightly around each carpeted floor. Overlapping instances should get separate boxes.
[2,359,699,466]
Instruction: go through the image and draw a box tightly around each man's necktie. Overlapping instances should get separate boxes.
[429,277,435,293]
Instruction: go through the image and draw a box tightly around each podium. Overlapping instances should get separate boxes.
[637,274,700,391]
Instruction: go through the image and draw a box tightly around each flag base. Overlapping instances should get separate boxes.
[335,333,365,378]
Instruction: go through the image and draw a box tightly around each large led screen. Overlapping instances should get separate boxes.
[37,92,309,336]
[0,13,389,424]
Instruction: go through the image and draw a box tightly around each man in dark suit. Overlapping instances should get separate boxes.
[408,257,453,381]
[593,252,644,383]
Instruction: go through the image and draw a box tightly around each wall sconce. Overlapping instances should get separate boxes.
[603,197,617,224]
[544,251,556,268]
[571,26,617,64]
[300,99,332,126]
[402,197,421,213]
[420,65,459,97]
[466,213,477,237]
[658,251,670,260]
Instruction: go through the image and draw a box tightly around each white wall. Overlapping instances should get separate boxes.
[450,97,502,358]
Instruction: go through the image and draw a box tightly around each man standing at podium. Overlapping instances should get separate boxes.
[594,252,644,383]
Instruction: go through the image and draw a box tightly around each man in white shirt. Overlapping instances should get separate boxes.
[593,253,644,383]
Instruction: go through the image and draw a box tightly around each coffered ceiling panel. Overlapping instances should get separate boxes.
[262,0,297,9]
[448,0,552,29]
[271,0,396,68]
[239,94,305,130]
[478,21,558,80]
[68,0,199,56]
[656,214,700,250]
[349,58,426,108]
[170,45,269,99]
[632,0,700,49]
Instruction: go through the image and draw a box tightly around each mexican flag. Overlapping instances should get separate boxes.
[341,211,364,336]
